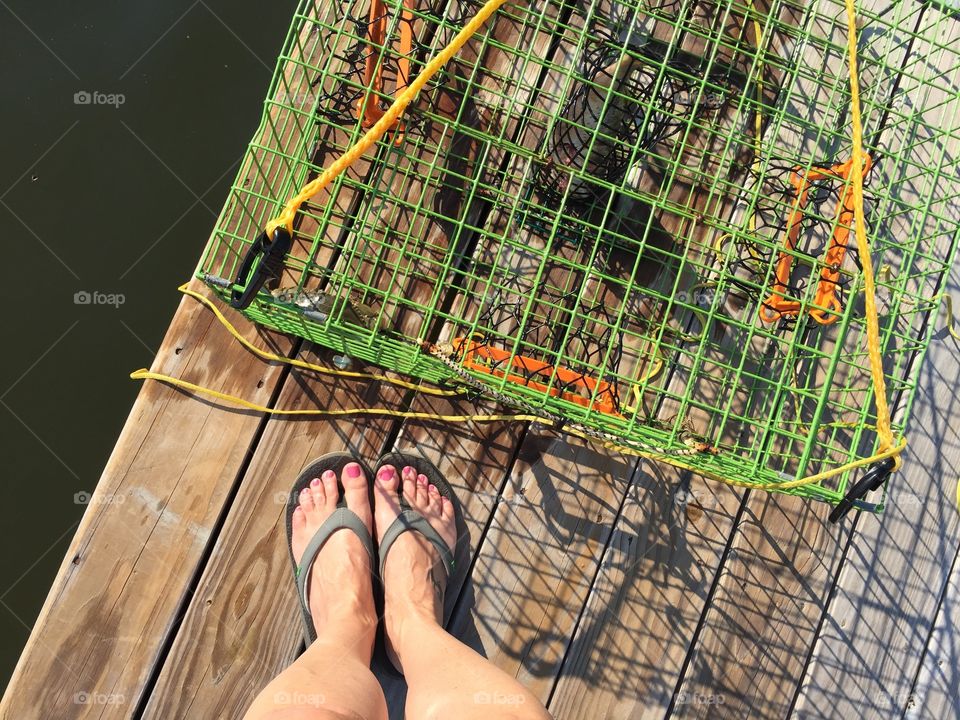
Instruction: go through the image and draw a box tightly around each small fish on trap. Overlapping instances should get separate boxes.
[198,0,960,518]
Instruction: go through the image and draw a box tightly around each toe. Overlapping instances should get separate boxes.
[341,462,372,525]
[374,464,402,543]
[292,505,307,532]
[376,464,400,492]
[401,470,417,507]
[299,486,315,512]
[320,470,338,510]
[415,474,430,507]
[308,476,325,508]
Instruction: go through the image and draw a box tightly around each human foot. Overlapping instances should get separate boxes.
[373,463,458,669]
[290,461,378,645]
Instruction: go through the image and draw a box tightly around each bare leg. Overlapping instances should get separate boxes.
[244,462,388,720]
[373,464,552,720]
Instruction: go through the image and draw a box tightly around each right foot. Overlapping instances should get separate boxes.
[373,463,458,670]
[290,461,378,649]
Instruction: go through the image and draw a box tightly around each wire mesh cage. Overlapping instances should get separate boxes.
[198,0,960,510]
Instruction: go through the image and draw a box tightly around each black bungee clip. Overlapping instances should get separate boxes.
[229,227,293,310]
[828,456,896,523]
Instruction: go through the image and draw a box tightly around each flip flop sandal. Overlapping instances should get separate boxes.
[285,452,376,645]
[374,450,468,628]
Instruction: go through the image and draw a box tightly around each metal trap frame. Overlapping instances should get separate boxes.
[198,0,960,512]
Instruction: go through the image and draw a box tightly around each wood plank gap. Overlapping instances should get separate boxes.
[660,486,750,717]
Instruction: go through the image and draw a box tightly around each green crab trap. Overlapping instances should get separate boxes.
[197,0,960,517]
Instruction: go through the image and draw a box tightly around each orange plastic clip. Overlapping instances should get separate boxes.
[358,0,415,143]
[759,154,872,325]
[453,337,622,415]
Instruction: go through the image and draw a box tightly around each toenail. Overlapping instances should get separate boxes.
[322,470,336,481]
[417,474,428,485]
[403,466,414,476]
[310,478,321,487]
[378,466,395,482]
[346,463,362,478]
[300,488,310,495]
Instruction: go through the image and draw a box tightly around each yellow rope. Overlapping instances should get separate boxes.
[748,3,764,237]
[265,0,511,237]
[177,283,465,397]
[140,281,910,489]
[130,365,905,491]
[942,293,960,341]
[843,0,901,469]
[130,369,537,422]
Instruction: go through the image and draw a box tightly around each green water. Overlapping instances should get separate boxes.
[0,0,297,690]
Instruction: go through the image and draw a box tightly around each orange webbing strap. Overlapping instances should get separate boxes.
[759,154,872,325]
[357,0,415,143]
[453,337,622,415]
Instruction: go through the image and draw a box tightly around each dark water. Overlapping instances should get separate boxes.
[0,0,297,690]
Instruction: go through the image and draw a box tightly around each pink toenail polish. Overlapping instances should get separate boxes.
[311,478,321,486]
[322,470,336,481]
[346,463,362,478]
[378,466,395,481]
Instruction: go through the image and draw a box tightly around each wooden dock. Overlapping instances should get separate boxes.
[3,0,960,718]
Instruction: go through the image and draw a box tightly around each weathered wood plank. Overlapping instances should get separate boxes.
[792,7,960,715]
[906,533,960,720]
[793,289,960,720]
[669,1,943,717]
[0,281,294,719]
[548,465,742,719]
[544,3,804,715]
[374,6,596,714]
[140,360,400,720]
[448,430,637,702]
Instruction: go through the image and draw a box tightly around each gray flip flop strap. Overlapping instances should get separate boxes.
[297,507,375,611]
[378,509,455,579]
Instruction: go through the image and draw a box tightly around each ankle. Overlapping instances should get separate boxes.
[384,598,439,652]
[311,591,377,633]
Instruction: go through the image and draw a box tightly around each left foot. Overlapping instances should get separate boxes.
[290,461,378,647]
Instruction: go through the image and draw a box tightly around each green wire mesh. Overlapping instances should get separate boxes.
[198,0,960,507]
